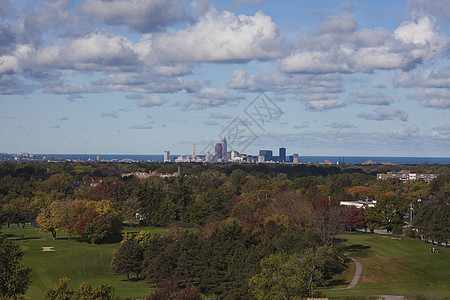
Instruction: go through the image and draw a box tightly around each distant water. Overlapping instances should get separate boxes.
[38,154,450,164]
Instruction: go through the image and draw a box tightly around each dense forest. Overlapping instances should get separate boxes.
[1,162,449,299]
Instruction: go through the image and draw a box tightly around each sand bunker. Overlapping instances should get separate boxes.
[41,247,55,252]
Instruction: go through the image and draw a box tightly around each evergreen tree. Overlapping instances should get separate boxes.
[111,238,144,280]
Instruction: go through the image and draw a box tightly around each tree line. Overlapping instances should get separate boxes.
[0,162,449,298]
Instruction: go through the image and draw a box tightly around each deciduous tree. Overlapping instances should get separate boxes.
[0,234,32,297]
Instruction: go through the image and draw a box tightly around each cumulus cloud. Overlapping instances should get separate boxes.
[280,15,448,74]
[407,0,450,20]
[44,82,93,94]
[95,72,199,93]
[303,99,347,111]
[31,32,144,72]
[390,125,420,138]
[412,88,450,109]
[0,74,33,94]
[395,68,450,109]
[228,69,343,94]
[138,95,168,107]
[357,107,408,121]
[350,90,394,105]
[79,0,188,32]
[428,123,450,140]
[153,9,286,63]
[186,86,245,109]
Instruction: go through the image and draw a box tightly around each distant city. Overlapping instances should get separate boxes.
[2,146,450,166]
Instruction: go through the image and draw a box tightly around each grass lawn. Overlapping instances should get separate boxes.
[325,233,450,298]
[1,224,166,300]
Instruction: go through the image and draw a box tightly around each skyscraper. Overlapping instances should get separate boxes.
[215,143,222,161]
[164,151,170,162]
[259,150,273,162]
[192,143,196,160]
[279,147,286,162]
[293,153,299,164]
[221,137,227,162]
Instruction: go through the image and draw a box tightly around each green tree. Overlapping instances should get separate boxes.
[0,234,32,298]
[111,238,144,280]
[249,251,324,300]
[366,194,405,234]
[44,278,116,300]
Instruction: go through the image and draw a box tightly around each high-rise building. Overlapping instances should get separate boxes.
[215,143,222,161]
[164,151,170,162]
[192,143,196,160]
[221,137,227,162]
[205,151,213,162]
[259,150,273,162]
[293,153,299,164]
[279,147,286,162]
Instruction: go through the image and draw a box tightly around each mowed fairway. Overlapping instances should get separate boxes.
[2,225,166,300]
[326,233,450,298]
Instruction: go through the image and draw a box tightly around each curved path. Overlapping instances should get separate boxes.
[343,254,362,289]
[322,254,362,291]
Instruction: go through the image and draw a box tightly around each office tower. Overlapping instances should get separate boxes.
[293,153,299,164]
[259,150,273,162]
[279,147,286,162]
[192,143,196,160]
[206,151,213,162]
[221,137,227,162]
[215,143,222,161]
[164,151,170,162]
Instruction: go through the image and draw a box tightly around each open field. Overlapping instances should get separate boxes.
[3,226,449,299]
[326,233,450,298]
[1,224,166,299]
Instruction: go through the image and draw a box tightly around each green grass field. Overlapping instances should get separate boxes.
[326,233,450,298]
[3,226,449,299]
[1,224,166,299]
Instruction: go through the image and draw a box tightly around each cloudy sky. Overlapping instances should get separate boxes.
[1,0,449,157]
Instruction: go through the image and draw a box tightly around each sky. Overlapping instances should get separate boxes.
[1,0,450,157]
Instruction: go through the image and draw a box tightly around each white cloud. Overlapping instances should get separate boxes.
[96,72,199,93]
[153,9,286,62]
[44,82,92,94]
[138,95,168,107]
[228,69,343,94]
[304,99,346,111]
[30,32,146,72]
[350,90,394,105]
[390,125,420,138]
[79,0,188,32]
[412,88,450,109]
[280,16,448,74]
[357,107,408,121]
[186,86,245,109]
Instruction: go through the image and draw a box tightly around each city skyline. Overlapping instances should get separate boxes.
[1,0,450,157]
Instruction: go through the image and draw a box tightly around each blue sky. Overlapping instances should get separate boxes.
[1,0,449,157]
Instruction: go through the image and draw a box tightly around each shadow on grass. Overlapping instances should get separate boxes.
[120,277,143,282]
[323,278,347,287]
[343,244,371,257]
